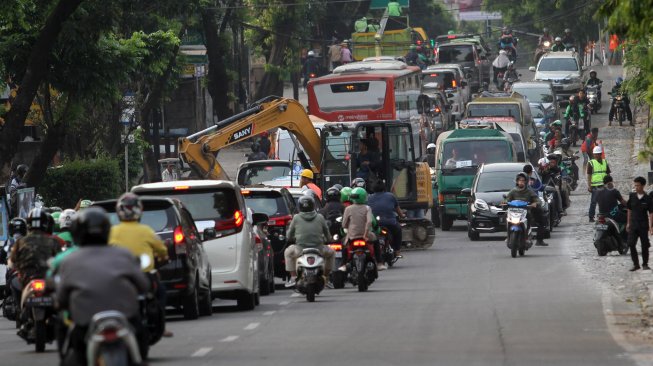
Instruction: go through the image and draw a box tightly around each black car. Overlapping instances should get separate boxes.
[253,222,275,296]
[241,187,297,280]
[93,197,213,319]
[463,163,551,241]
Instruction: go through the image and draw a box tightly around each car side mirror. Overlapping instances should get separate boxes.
[529,66,536,72]
[203,228,217,240]
[252,212,269,225]
[461,187,472,196]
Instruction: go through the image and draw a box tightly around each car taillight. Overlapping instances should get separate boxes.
[597,215,606,224]
[174,226,186,255]
[214,211,245,237]
[352,240,366,247]
[268,215,292,227]
[307,256,316,265]
[31,279,45,295]
[255,235,263,249]
[328,243,342,251]
[101,327,119,342]
[309,73,316,78]
[452,80,457,88]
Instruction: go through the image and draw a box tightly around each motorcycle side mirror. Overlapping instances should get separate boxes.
[529,67,536,72]
[502,194,508,199]
[536,123,544,129]
[139,254,151,271]
[544,186,556,193]
[336,216,343,223]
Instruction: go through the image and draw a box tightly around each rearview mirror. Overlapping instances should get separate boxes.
[203,228,217,240]
[529,66,536,72]
[252,212,269,225]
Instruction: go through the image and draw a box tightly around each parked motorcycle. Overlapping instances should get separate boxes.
[505,200,534,258]
[295,248,326,302]
[594,211,628,256]
[503,75,519,92]
[586,84,602,113]
[19,278,56,352]
[347,238,377,292]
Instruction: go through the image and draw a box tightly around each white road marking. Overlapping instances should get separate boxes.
[263,310,276,316]
[244,322,260,330]
[279,301,290,305]
[290,293,302,298]
[220,335,239,342]
[191,347,213,357]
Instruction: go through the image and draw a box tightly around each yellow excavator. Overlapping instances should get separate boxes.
[178,96,435,248]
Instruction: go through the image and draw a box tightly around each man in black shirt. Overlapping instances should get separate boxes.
[626,177,653,271]
[596,175,626,223]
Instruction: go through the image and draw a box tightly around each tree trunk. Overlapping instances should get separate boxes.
[23,122,66,188]
[0,0,84,178]
[256,33,292,99]
[202,7,233,120]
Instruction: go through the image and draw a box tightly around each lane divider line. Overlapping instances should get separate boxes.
[279,301,290,305]
[220,335,239,342]
[191,347,213,357]
[263,311,276,316]
[244,322,260,330]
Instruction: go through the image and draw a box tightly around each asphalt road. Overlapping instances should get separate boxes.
[0,65,643,366]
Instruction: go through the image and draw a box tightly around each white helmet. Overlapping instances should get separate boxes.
[555,37,562,42]
[59,209,77,230]
[427,143,436,150]
[308,50,315,57]
[592,146,603,154]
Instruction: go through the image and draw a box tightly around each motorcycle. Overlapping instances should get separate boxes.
[534,40,551,63]
[610,93,627,126]
[19,278,57,352]
[328,236,346,289]
[559,156,579,191]
[82,310,144,366]
[567,116,583,146]
[346,238,377,292]
[504,200,534,258]
[503,75,519,92]
[594,211,628,256]
[295,248,326,302]
[586,84,602,113]
[377,223,398,268]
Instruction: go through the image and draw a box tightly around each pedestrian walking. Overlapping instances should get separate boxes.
[626,176,653,271]
[586,146,610,222]
[340,42,353,64]
[327,40,342,71]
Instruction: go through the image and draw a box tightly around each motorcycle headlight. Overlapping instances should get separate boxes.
[543,41,551,47]
[474,199,489,211]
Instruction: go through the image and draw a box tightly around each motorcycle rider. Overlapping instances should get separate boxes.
[506,173,548,246]
[538,28,553,46]
[342,187,385,270]
[492,50,511,88]
[1,218,27,317]
[576,90,591,134]
[540,153,567,216]
[303,50,321,89]
[299,169,323,201]
[609,77,633,125]
[498,27,518,58]
[7,164,28,217]
[586,70,603,102]
[551,37,565,52]
[557,137,580,185]
[596,175,627,224]
[503,61,519,86]
[626,176,653,271]
[319,186,345,236]
[587,146,611,222]
[56,207,150,364]
[545,120,564,145]
[581,127,602,167]
[284,195,335,287]
[562,28,575,48]
[56,209,76,246]
[368,180,405,259]
[564,95,585,137]
[405,45,425,69]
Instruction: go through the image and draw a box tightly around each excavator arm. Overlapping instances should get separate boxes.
[178,97,322,180]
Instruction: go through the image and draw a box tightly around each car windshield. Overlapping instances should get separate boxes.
[537,58,578,72]
[137,189,239,221]
[243,191,289,217]
[438,45,474,63]
[441,140,511,170]
[237,165,293,186]
[314,81,387,112]
[422,72,456,89]
[466,104,522,124]
[476,171,518,192]
[512,86,554,104]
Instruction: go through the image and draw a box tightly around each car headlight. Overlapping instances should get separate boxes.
[474,199,489,211]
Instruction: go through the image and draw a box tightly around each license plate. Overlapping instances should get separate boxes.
[595,224,608,231]
[26,297,53,306]
[335,251,342,258]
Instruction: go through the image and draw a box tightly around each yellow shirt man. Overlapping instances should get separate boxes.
[109,221,168,272]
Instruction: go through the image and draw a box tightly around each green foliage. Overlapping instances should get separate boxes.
[409,0,456,37]
[39,159,122,208]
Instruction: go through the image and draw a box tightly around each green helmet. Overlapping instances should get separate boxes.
[551,120,562,128]
[340,187,353,203]
[51,211,61,233]
[350,187,368,204]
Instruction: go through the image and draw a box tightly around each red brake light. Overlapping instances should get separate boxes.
[447,35,456,39]
[597,215,606,224]
[352,240,366,247]
[329,244,342,251]
[173,226,185,245]
[173,186,190,191]
[31,280,45,293]
[268,215,292,227]
[101,328,119,342]
[434,107,441,113]
[307,257,316,265]
[416,40,422,45]
[430,73,438,77]
[452,79,457,88]
[214,211,245,237]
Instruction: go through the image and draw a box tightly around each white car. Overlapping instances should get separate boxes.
[425,64,471,104]
[529,51,586,99]
[131,180,263,310]
[421,68,468,121]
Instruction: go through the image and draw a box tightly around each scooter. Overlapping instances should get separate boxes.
[505,200,534,258]
[347,238,377,292]
[19,278,57,352]
[328,236,346,289]
[295,248,326,302]
[594,211,629,256]
[83,311,143,366]
[586,84,602,113]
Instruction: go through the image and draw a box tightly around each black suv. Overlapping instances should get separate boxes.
[241,187,297,280]
[93,197,213,319]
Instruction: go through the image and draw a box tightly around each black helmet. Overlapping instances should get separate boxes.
[561,138,570,147]
[26,208,50,232]
[351,178,366,189]
[71,207,111,246]
[16,164,28,177]
[116,192,142,221]
[326,186,341,202]
[251,142,260,153]
[298,195,315,212]
[9,217,27,237]
[332,184,343,191]
[515,172,528,184]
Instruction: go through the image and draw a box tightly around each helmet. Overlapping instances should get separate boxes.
[427,143,436,153]
[297,195,315,213]
[564,28,571,33]
[350,187,368,204]
[515,172,529,184]
[71,206,111,246]
[307,50,315,57]
[551,120,562,128]
[593,146,603,154]
[616,77,623,86]
[59,209,77,230]
[8,217,27,238]
[51,211,61,232]
[561,138,570,147]
[326,186,341,202]
[16,164,28,177]
[547,152,561,161]
[300,169,314,180]
[508,61,514,68]
[116,192,143,221]
[499,49,507,55]
[251,142,260,153]
[351,177,366,189]
[448,30,455,35]
[332,184,343,191]
[555,37,562,42]
[543,27,549,33]
[26,208,50,232]
[340,187,353,203]
[79,200,93,209]
[260,131,269,138]
[589,69,597,76]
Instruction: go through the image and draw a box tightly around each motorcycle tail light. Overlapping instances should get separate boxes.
[597,215,606,224]
[328,243,342,251]
[31,279,45,294]
[307,256,315,265]
[352,240,366,247]
[101,327,119,342]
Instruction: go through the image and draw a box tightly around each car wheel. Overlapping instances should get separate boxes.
[259,273,270,296]
[199,282,213,317]
[236,291,256,311]
[182,284,200,320]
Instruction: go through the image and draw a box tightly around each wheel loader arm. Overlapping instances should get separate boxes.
[178,98,322,180]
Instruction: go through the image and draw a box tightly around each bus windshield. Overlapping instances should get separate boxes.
[314,81,387,112]
[466,104,522,124]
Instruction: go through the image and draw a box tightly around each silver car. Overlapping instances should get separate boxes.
[528,51,587,99]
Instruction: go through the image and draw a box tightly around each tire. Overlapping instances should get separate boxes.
[259,274,270,296]
[97,344,129,366]
[269,277,276,294]
[440,212,453,231]
[182,285,200,320]
[571,128,577,147]
[34,320,46,353]
[306,284,316,302]
[597,240,608,256]
[509,232,519,258]
[357,269,368,292]
[199,287,213,317]
[468,227,480,241]
[236,291,256,311]
[332,272,346,289]
[519,248,525,256]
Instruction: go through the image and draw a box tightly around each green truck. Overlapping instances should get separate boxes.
[433,129,517,231]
